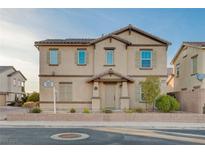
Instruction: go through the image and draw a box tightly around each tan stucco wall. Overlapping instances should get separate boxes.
[94,38,127,75]
[0,94,6,106]
[0,68,14,92]
[127,46,167,76]
[38,29,168,111]
[173,47,205,91]
[39,46,94,76]
[118,31,163,45]
[40,77,92,102]
[174,89,205,113]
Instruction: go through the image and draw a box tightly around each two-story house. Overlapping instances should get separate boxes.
[170,42,205,113]
[0,66,27,106]
[35,24,171,112]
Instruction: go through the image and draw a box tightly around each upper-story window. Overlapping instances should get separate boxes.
[77,49,87,65]
[106,50,114,65]
[176,64,180,77]
[192,55,198,74]
[13,79,16,86]
[49,49,58,65]
[18,80,21,87]
[140,49,152,68]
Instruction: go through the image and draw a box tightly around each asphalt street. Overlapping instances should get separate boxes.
[0,128,204,145]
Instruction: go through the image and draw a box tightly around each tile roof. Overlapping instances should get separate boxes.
[7,71,27,80]
[183,42,205,47]
[0,66,15,73]
[34,24,171,46]
[171,42,205,64]
[87,68,134,83]
[35,38,95,45]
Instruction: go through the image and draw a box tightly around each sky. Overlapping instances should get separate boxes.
[0,8,205,92]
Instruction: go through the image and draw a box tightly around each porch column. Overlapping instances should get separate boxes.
[120,81,130,110]
[92,81,101,112]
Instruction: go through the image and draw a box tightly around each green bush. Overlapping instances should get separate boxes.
[102,108,112,113]
[70,108,76,113]
[23,102,39,109]
[124,109,134,113]
[27,92,39,102]
[31,108,42,113]
[134,108,145,113]
[83,108,90,113]
[155,95,180,112]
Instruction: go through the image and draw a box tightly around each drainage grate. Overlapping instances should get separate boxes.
[51,133,90,141]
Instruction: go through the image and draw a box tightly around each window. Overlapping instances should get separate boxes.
[140,85,145,102]
[59,82,72,101]
[13,79,16,86]
[176,64,180,77]
[192,56,198,74]
[21,82,24,87]
[77,49,86,65]
[18,80,21,87]
[49,49,58,65]
[140,49,152,68]
[106,50,114,65]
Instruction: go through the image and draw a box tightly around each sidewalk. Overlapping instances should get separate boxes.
[0,121,205,129]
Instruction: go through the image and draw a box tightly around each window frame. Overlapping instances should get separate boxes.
[140,84,146,103]
[105,49,114,66]
[176,63,180,78]
[13,78,16,86]
[191,55,198,75]
[140,49,152,69]
[77,49,87,65]
[49,49,59,65]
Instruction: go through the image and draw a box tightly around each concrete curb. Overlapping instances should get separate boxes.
[0,121,205,130]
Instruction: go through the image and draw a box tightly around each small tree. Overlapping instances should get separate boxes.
[27,92,39,102]
[141,77,160,111]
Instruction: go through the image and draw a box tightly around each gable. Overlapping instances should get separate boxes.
[87,69,134,83]
[117,30,164,45]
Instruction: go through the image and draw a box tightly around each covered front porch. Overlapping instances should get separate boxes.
[87,69,134,112]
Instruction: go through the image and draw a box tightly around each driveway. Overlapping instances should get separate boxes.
[0,106,28,120]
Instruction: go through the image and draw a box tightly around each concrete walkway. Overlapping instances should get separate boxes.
[0,121,205,129]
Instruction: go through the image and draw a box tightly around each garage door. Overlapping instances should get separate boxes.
[0,95,6,106]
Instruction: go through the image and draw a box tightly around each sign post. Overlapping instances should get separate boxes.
[53,86,56,114]
[43,80,56,114]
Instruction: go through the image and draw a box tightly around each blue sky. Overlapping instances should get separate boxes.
[1,8,205,92]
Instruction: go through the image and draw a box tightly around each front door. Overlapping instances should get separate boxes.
[105,83,116,109]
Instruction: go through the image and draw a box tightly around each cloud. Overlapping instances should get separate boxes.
[0,15,39,92]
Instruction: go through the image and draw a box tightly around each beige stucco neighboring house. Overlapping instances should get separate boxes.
[35,24,171,112]
[0,66,26,106]
[170,42,205,113]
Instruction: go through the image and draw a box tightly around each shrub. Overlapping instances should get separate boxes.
[155,95,180,112]
[134,108,144,113]
[83,108,90,113]
[27,92,39,102]
[31,108,42,113]
[23,101,39,109]
[102,108,112,113]
[70,108,76,113]
[124,109,134,113]
[169,96,180,111]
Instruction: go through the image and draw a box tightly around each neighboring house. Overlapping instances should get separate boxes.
[167,68,174,93]
[170,42,205,113]
[0,66,26,106]
[34,24,171,112]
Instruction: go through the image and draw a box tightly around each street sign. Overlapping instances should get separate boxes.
[43,80,54,88]
[42,80,56,114]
